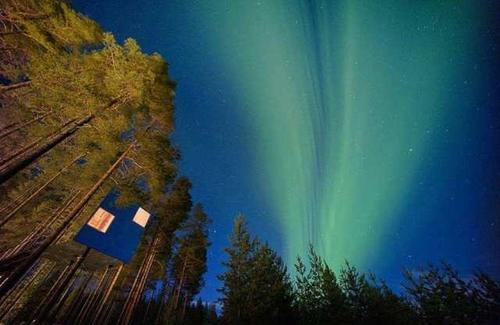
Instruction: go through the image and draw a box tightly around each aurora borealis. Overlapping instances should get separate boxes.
[194,0,499,269]
[73,0,500,300]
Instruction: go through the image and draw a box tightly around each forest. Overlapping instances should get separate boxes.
[0,0,209,324]
[0,1,499,324]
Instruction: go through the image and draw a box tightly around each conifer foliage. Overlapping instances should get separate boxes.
[1,2,499,325]
[218,216,500,325]
[0,1,206,324]
[218,216,293,324]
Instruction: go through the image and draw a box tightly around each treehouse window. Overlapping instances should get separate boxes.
[87,208,115,233]
[133,207,150,228]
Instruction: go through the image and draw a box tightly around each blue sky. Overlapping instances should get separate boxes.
[72,0,500,302]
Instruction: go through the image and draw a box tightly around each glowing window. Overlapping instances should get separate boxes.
[133,207,150,228]
[87,208,115,233]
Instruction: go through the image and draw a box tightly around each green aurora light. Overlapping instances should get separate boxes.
[197,0,482,268]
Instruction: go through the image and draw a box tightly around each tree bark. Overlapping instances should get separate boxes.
[0,111,54,139]
[0,122,18,134]
[74,266,110,325]
[0,114,92,184]
[0,190,80,266]
[92,264,123,325]
[128,238,157,322]
[101,301,116,325]
[29,263,72,321]
[48,269,82,321]
[118,231,159,325]
[153,258,171,325]
[0,143,134,297]
[31,247,90,323]
[0,98,121,184]
[0,261,46,321]
[0,183,37,216]
[62,271,94,324]
[0,153,84,228]
[173,257,188,311]
[0,81,31,93]
[181,294,189,321]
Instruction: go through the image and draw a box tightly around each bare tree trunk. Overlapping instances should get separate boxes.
[62,271,94,324]
[0,261,46,321]
[0,190,80,266]
[117,252,150,324]
[141,294,154,325]
[0,153,84,228]
[0,122,18,133]
[153,277,170,325]
[102,301,116,325]
[118,231,159,325]
[0,96,124,184]
[128,241,157,322]
[173,257,188,311]
[74,266,110,325]
[0,183,37,217]
[0,81,31,93]
[28,263,72,321]
[0,142,134,297]
[0,114,93,183]
[0,259,46,312]
[92,264,123,325]
[0,111,53,139]
[48,269,82,322]
[181,294,189,321]
[31,247,90,323]
[86,267,114,320]
[0,118,74,166]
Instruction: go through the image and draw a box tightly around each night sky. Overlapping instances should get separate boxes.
[71,0,500,302]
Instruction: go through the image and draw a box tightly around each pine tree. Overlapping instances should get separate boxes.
[170,203,211,321]
[404,263,500,324]
[218,215,293,324]
[250,243,294,323]
[218,215,257,324]
[0,1,184,323]
[294,246,348,324]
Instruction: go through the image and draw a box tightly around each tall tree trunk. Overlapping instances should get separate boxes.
[0,190,80,266]
[0,111,53,139]
[117,262,146,325]
[141,294,154,325]
[0,122,18,134]
[0,81,31,93]
[0,142,134,297]
[128,242,157,322]
[0,153,84,228]
[0,261,47,321]
[153,270,171,325]
[29,263,72,321]
[173,257,188,311]
[92,264,123,325]
[74,266,111,325]
[86,266,114,320]
[62,271,94,324]
[31,247,90,323]
[118,231,159,325]
[0,114,92,184]
[181,294,189,321]
[0,183,37,217]
[48,269,82,322]
[0,97,121,184]
[0,116,84,166]
[102,301,116,325]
